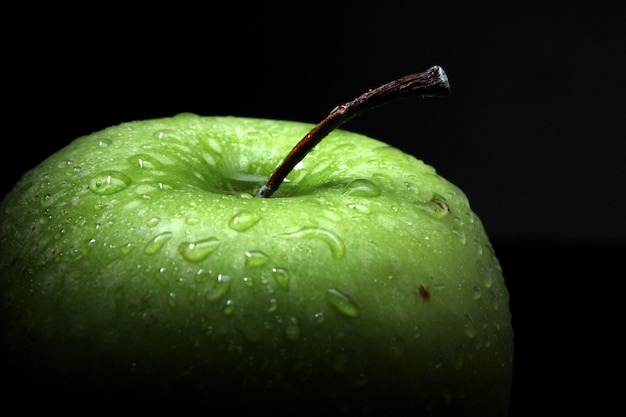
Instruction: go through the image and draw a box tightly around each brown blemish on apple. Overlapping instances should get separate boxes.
[433,198,450,213]
[418,285,430,301]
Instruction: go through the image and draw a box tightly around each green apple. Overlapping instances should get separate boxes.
[0,68,513,415]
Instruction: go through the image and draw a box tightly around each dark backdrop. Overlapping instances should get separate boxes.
[4,1,625,415]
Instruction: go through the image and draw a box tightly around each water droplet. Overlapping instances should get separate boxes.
[389,336,406,360]
[242,276,254,287]
[272,267,290,291]
[414,195,450,219]
[453,227,467,245]
[144,231,173,254]
[98,138,112,147]
[223,299,235,315]
[433,357,443,369]
[57,160,73,169]
[206,273,232,302]
[267,298,278,312]
[128,153,162,169]
[168,292,177,308]
[332,351,348,374]
[120,242,135,254]
[154,129,181,141]
[473,239,484,255]
[452,355,465,370]
[185,217,200,225]
[347,203,371,214]
[464,313,477,338]
[326,289,360,318]
[39,194,52,207]
[89,171,132,195]
[113,286,126,310]
[264,283,275,295]
[477,260,494,288]
[472,285,483,300]
[227,173,267,194]
[285,317,301,341]
[413,324,423,339]
[313,311,325,325]
[141,291,153,303]
[178,237,220,262]
[146,217,161,227]
[279,228,345,259]
[155,181,174,190]
[245,250,270,268]
[235,319,262,342]
[229,210,260,232]
[343,178,381,197]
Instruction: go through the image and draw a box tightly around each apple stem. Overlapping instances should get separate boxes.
[255,65,451,198]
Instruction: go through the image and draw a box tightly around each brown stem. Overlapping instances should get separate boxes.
[255,65,450,198]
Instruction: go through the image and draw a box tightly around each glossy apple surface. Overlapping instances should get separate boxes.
[0,113,513,415]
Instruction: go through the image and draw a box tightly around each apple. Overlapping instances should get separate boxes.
[0,67,513,415]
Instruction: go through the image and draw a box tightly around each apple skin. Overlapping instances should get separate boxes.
[0,113,512,415]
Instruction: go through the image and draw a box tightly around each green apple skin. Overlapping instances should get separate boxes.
[0,113,512,415]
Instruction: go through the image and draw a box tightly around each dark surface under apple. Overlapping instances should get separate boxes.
[496,240,624,417]
[2,240,623,415]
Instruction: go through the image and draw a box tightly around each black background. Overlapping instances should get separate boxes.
[4,1,625,415]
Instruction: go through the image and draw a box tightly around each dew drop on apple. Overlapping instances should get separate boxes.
[144,231,173,254]
[473,239,484,255]
[452,355,465,370]
[120,242,135,255]
[453,227,467,245]
[326,289,360,318]
[153,129,182,142]
[477,259,494,288]
[206,273,232,302]
[332,351,349,374]
[271,267,289,291]
[235,318,262,342]
[89,171,132,195]
[178,237,220,262]
[229,210,260,232]
[414,196,450,219]
[168,292,177,308]
[472,285,483,300]
[267,298,278,312]
[244,250,270,268]
[313,311,325,325]
[388,336,406,360]
[285,316,301,341]
[127,153,162,169]
[57,159,73,169]
[279,227,345,259]
[222,299,235,315]
[113,286,126,311]
[146,217,161,227]
[347,203,371,214]
[39,194,52,207]
[343,178,381,197]
[98,138,112,147]
[463,313,477,338]
[412,324,423,339]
